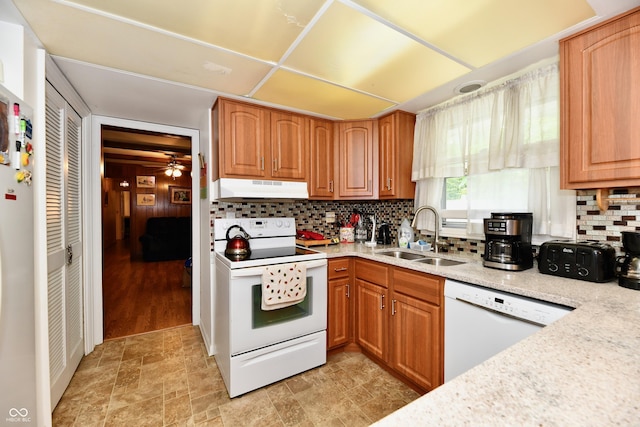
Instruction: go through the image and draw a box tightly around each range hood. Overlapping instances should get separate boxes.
[212,178,309,201]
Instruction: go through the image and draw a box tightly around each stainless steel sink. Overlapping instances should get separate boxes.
[377,250,427,260]
[413,257,465,267]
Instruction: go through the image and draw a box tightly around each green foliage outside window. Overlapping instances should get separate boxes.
[446,177,467,201]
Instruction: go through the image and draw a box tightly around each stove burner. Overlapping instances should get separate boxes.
[224,246,319,262]
[225,246,295,262]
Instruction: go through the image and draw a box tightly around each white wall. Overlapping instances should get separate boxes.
[198,107,215,354]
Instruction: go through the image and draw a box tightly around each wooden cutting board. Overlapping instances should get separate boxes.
[296,238,336,247]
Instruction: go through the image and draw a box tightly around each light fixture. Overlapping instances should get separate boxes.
[119,180,129,188]
[165,155,184,179]
[454,80,486,94]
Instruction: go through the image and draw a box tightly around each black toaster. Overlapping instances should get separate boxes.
[538,241,616,282]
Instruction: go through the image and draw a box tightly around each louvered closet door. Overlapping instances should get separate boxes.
[45,83,84,408]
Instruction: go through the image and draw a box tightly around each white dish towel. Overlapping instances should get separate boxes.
[261,262,307,311]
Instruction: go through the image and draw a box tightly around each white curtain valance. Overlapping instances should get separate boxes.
[411,58,576,240]
[412,59,560,181]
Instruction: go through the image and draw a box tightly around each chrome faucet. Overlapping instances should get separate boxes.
[411,205,443,253]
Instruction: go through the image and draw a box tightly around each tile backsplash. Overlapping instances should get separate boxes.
[576,187,640,253]
[209,187,640,258]
[210,199,414,247]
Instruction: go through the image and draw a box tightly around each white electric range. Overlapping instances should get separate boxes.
[212,217,328,397]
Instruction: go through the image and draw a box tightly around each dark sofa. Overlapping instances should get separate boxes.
[139,216,191,262]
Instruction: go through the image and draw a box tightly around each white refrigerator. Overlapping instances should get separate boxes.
[0,85,37,425]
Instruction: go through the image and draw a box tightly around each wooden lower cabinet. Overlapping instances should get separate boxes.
[327,258,351,349]
[352,259,443,392]
[328,277,350,349]
[355,278,387,360]
[390,292,441,391]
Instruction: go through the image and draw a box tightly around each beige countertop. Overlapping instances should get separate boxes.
[313,243,640,426]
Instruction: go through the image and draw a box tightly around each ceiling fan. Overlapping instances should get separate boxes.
[163,154,188,179]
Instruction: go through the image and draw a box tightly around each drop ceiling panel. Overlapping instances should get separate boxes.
[12,0,632,122]
[254,69,395,120]
[283,2,471,103]
[62,0,326,62]
[353,0,596,67]
[14,0,273,94]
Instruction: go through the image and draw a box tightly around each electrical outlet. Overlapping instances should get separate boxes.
[325,212,335,223]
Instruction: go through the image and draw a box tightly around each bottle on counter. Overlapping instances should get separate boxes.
[397,218,414,248]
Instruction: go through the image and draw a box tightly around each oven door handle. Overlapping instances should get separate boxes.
[228,259,328,278]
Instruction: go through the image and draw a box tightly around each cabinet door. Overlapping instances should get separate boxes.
[355,278,386,360]
[220,100,269,178]
[309,118,335,199]
[390,293,442,391]
[270,111,307,180]
[378,114,396,199]
[561,9,640,188]
[327,277,350,349]
[378,111,416,199]
[337,120,376,199]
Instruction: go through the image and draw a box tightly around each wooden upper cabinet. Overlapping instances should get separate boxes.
[337,120,377,199]
[213,96,417,196]
[309,118,335,199]
[217,98,269,179]
[213,97,307,181]
[378,111,416,199]
[270,111,307,180]
[560,7,640,189]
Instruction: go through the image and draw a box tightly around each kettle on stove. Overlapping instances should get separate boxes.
[617,231,640,290]
[225,225,251,259]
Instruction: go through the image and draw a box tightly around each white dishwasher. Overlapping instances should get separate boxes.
[444,279,572,382]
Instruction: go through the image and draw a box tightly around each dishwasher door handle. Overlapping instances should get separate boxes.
[455,297,546,328]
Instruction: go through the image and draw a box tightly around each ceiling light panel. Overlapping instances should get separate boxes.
[61,0,326,62]
[283,2,471,103]
[14,0,273,94]
[254,69,395,120]
[352,0,595,67]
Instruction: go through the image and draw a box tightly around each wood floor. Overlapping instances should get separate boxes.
[102,240,192,340]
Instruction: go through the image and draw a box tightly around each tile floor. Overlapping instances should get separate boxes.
[52,326,420,426]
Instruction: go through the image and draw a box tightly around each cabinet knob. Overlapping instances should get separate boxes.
[334,267,347,272]
[380,293,385,310]
[273,158,278,172]
[329,180,334,193]
[391,299,396,315]
[260,157,264,171]
[346,284,350,298]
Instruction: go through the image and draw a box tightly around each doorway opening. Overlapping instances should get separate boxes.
[101,125,193,339]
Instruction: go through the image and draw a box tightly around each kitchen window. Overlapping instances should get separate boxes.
[412,57,576,242]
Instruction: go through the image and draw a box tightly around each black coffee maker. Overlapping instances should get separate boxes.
[483,212,533,271]
[617,231,640,290]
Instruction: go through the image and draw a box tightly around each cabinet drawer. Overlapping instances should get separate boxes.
[392,267,443,306]
[328,258,350,279]
[355,259,389,287]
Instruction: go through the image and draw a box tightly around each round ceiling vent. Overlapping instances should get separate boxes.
[454,80,486,94]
